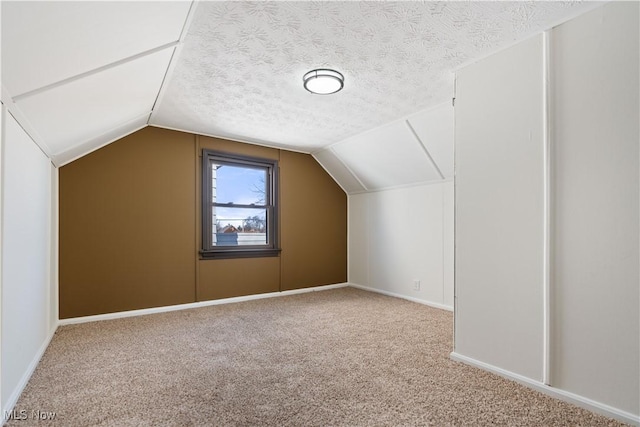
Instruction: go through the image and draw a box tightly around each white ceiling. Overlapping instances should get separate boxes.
[150,1,598,152]
[1,1,193,164]
[18,48,173,154]
[316,101,454,193]
[1,1,600,189]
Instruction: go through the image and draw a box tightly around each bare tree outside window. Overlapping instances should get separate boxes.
[201,150,280,259]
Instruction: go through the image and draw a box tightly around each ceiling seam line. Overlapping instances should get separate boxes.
[316,100,454,154]
[148,46,179,123]
[176,1,199,42]
[148,0,199,124]
[52,112,151,167]
[311,152,350,195]
[328,146,369,192]
[350,178,452,195]
[147,124,313,155]
[405,120,445,180]
[2,84,52,157]
[12,41,180,102]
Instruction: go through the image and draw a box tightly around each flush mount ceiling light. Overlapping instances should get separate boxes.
[303,69,344,95]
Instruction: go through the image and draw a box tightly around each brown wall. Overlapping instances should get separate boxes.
[59,127,347,318]
[280,150,348,291]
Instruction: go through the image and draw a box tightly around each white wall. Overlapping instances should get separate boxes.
[454,34,545,381]
[442,181,454,306]
[344,100,455,310]
[349,181,454,310]
[453,2,639,423]
[1,105,57,415]
[550,2,639,416]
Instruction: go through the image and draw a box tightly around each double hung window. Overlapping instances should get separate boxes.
[201,150,279,259]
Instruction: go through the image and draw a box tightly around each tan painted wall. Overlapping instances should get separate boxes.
[59,127,347,318]
[280,150,347,290]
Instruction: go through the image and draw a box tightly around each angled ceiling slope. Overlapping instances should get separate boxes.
[1,1,194,166]
[314,102,454,194]
[1,1,600,174]
[151,1,599,153]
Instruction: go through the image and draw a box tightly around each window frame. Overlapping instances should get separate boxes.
[200,149,280,260]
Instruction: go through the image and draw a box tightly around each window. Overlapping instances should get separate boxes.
[201,150,280,259]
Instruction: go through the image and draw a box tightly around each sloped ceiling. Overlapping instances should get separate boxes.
[1,1,600,190]
[151,1,599,152]
[315,101,454,193]
[1,1,194,165]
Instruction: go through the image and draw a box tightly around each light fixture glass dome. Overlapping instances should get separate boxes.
[303,69,344,95]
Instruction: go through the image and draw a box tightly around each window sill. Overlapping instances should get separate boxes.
[199,248,281,260]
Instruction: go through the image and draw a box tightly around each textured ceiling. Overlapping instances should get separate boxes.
[1,0,600,172]
[151,1,598,152]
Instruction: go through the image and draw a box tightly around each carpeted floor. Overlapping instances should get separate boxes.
[6,287,627,426]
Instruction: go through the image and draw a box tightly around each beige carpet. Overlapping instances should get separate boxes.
[7,287,626,426]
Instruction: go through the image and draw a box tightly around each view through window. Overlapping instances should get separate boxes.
[201,150,279,259]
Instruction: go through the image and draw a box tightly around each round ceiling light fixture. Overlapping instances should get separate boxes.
[303,69,344,95]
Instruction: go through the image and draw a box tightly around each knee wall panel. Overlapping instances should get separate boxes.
[550,1,639,415]
[454,34,545,381]
[455,2,639,418]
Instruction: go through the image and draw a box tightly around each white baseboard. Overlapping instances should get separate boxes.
[2,325,58,424]
[348,283,453,312]
[58,283,349,326]
[450,352,640,426]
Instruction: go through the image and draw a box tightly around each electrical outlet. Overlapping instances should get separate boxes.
[413,280,421,291]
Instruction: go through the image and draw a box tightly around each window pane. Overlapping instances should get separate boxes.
[212,163,266,205]
[212,207,267,246]
[201,149,279,257]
